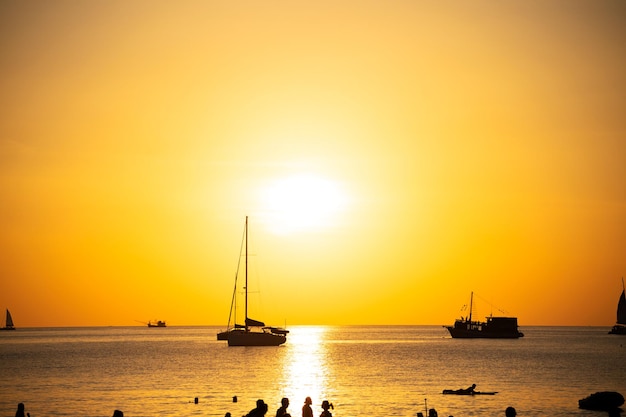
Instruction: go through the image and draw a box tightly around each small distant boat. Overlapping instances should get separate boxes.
[217,216,289,346]
[1,309,16,331]
[147,320,166,327]
[608,278,626,335]
[444,292,524,339]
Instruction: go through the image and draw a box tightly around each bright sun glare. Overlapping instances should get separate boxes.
[259,174,349,235]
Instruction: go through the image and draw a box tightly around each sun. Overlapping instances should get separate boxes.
[258,173,349,235]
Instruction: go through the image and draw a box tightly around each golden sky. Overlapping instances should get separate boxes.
[1,0,625,327]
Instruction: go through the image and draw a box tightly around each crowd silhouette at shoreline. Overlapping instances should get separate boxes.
[240,397,334,417]
[8,399,527,417]
[15,399,623,417]
[232,396,522,417]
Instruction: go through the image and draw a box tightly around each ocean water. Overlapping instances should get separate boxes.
[1,326,625,417]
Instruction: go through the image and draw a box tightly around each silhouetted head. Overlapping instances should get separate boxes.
[113,410,124,417]
[17,404,25,412]
[304,397,312,405]
[505,406,516,417]
[321,401,333,410]
[257,399,266,408]
[428,408,438,417]
[281,398,289,407]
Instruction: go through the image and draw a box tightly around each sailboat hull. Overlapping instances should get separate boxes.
[227,330,286,346]
[216,331,230,340]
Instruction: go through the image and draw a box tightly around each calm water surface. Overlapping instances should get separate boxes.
[1,326,625,417]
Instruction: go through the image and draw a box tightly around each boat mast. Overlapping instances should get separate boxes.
[245,215,249,331]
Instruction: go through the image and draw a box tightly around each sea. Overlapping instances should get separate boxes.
[1,326,625,417]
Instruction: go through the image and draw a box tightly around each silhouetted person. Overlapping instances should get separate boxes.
[247,399,268,417]
[462,384,476,394]
[505,407,516,417]
[302,397,313,417]
[276,398,291,417]
[113,411,124,417]
[320,401,333,417]
[16,403,29,417]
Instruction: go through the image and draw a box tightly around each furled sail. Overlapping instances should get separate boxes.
[245,317,265,327]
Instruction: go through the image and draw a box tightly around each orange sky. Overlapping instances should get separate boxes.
[1,0,625,327]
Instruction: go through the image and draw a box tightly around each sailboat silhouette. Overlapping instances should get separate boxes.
[216,216,288,346]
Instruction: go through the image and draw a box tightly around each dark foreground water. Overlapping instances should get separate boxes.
[1,326,625,417]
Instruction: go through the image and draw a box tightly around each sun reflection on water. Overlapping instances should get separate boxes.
[279,326,329,413]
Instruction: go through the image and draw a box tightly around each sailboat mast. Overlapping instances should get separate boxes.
[469,292,473,323]
[245,215,248,330]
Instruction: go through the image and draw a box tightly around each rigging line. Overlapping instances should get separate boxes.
[473,291,509,316]
[243,227,267,315]
[225,221,247,328]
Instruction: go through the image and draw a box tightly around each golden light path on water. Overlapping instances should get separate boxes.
[279,326,329,410]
